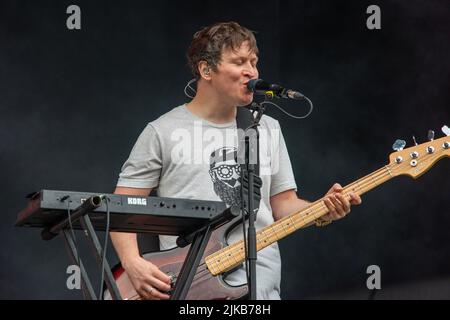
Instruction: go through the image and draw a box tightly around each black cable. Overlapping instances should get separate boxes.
[240,178,250,281]
[260,98,314,120]
[98,195,110,299]
[64,196,87,299]
[65,197,80,265]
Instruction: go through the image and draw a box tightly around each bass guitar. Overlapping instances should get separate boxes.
[108,129,450,300]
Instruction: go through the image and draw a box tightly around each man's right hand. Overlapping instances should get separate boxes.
[122,256,172,300]
[111,187,171,300]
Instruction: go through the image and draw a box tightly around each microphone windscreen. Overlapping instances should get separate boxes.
[247,79,264,92]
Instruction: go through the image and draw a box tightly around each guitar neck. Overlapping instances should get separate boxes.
[205,165,394,276]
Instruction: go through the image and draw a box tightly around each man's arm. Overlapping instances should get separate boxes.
[270,189,310,222]
[270,184,362,224]
[110,187,152,267]
[270,189,317,228]
[110,186,171,300]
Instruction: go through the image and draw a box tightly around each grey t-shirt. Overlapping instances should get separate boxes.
[117,104,297,299]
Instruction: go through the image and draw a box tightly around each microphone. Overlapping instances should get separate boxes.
[247,79,305,100]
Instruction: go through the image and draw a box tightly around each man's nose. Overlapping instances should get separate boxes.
[243,64,258,78]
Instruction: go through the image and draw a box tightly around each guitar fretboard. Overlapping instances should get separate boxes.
[205,165,393,276]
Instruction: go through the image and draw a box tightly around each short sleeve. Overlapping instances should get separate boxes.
[270,121,297,197]
[116,123,162,188]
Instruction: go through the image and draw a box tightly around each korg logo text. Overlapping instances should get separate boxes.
[127,197,147,206]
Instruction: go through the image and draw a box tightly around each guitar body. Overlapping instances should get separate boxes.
[108,218,248,300]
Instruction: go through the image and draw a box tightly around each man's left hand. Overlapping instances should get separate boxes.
[322,183,362,222]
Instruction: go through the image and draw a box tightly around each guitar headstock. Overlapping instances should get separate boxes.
[388,127,450,179]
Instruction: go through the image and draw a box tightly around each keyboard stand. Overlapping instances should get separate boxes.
[171,205,240,300]
[42,195,122,300]
[19,192,236,300]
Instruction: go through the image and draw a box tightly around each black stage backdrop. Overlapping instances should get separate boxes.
[1,0,449,299]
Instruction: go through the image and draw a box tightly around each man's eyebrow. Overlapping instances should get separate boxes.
[230,55,259,62]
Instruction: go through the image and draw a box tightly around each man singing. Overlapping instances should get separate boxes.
[110,21,361,300]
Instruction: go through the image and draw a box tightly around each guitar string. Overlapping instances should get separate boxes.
[132,150,441,300]
[126,149,440,299]
[199,149,439,278]
[187,164,396,282]
[202,166,392,276]
[184,164,397,282]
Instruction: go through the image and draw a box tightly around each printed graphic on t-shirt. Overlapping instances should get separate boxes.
[208,147,242,207]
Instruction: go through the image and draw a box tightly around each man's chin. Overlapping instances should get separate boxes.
[236,97,254,107]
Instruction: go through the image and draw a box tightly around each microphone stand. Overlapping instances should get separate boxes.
[243,98,267,300]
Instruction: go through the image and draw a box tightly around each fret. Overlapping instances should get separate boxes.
[273,222,287,238]
[278,220,288,234]
[228,249,239,264]
[266,226,277,242]
[354,180,362,194]
[370,174,379,188]
[236,245,245,260]
[287,216,297,232]
[385,165,393,177]
[289,215,299,230]
[223,251,234,270]
[314,202,327,219]
[260,229,270,245]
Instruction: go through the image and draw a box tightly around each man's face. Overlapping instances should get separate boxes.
[210,41,259,106]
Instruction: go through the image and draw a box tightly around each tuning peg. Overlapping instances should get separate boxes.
[428,130,435,141]
[412,135,418,146]
[442,125,450,137]
[392,139,406,151]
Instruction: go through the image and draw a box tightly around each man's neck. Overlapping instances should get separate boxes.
[186,86,236,124]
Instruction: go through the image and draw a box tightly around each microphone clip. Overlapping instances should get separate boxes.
[246,102,266,124]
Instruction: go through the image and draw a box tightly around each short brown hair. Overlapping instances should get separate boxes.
[187,22,259,79]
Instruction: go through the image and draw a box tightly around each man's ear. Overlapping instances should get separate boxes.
[198,61,211,80]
